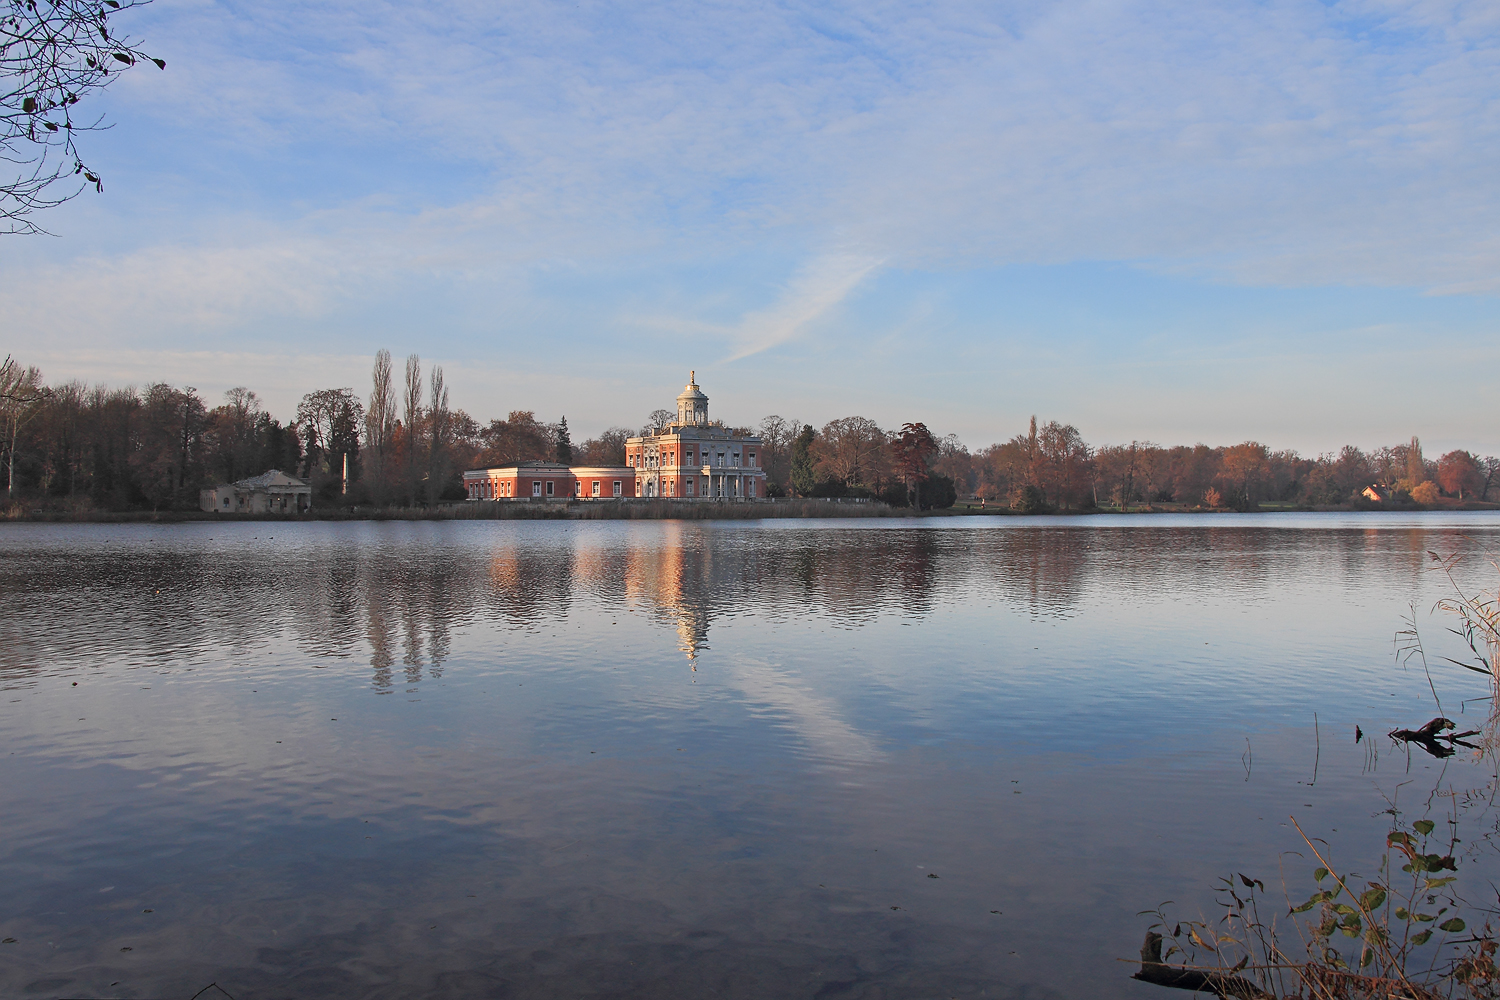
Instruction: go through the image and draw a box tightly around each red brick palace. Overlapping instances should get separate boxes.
[463,374,767,501]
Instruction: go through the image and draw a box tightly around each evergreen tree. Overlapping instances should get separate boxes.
[555,416,573,464]
[790,424,816,497]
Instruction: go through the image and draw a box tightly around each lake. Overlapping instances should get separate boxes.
[3,513,1500,999]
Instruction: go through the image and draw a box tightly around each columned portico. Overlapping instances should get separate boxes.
[626,374,766,501]
[465,375,767,503]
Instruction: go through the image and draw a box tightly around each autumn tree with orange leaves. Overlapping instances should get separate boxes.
[891,422,938,510]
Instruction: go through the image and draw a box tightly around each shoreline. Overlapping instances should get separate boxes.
[4,499,1498,523]
[2,498,897,523]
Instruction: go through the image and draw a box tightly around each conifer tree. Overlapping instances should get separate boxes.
[790,424,816,497]
[555,416,573,464]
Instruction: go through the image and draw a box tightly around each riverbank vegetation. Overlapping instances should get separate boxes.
[6,498,897,523]
[2,352,1497,516]
[1134,554,1500,1000]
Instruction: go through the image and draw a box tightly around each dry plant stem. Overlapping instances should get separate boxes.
[1288,817,1423,998]
[1132,931,1273,999]
[1429,549,1500,696]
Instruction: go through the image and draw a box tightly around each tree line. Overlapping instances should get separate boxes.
[2,352,1495,511]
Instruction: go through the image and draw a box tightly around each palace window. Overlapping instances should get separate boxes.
[546,480,554,496]
[686,479,694,496]
[669,481,676,497]
[747,451,756,467]
[574,481,582,496]
[613,481,622,497]
[592,480,600,497]
[532,481,542,497]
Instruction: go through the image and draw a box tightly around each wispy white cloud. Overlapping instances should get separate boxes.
[2,239,346,336]
[84,0,1500,287]
[722,254,883,361]
[6,0,1500,448]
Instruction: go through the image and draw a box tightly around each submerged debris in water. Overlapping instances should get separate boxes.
[1388,717,1481,758]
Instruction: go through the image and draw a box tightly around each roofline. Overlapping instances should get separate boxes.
[464,465,635,477]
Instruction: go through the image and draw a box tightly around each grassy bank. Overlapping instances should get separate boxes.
[9,498,1498,523]
[929,499,1500,516]
[2,498,899,523]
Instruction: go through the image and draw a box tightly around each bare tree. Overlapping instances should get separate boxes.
[1406,436,1427,487]
[814,416,887,487]
[426,364,449,502]
[1026,416,1042,488]
[402,353,422,499]
[204,386,263,483]
[296,387,363,486]
[577,426,631,466]
[130,382,205,509]
[478,411,551,466]
[1482,457,1500,502]
[757,414,800,492]
[367,350,395,451]
[1037,420,1091,509]
[644,408,673,434]
[1,354,46,495]
[2,0,165,234]
[930,433,973,495]
[364,350,395,499]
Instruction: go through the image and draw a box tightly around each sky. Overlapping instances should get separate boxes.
[3,0,1498,455]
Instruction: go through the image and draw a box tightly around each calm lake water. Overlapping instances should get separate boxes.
[4,513,1500,999]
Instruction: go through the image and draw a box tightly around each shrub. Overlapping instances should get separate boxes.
[919,474,957,510]
[1009,483,1048,513]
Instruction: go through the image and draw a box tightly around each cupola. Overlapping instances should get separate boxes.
[676,371,708,427]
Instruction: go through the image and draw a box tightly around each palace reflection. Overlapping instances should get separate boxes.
[4,519,1445,690]
[620,522,713,662]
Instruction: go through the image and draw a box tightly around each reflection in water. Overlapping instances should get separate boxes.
[2,519,1494,687]
[4,515,1500,1000]
[623,522,713,662]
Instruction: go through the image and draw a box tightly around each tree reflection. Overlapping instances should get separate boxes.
[4,520,1463,686]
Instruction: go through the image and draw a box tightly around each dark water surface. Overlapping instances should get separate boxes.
[4,513,1500,999]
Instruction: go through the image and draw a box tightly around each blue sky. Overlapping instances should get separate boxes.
[4,0,1498,454]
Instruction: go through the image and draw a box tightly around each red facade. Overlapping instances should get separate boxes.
[463,463,634,501]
